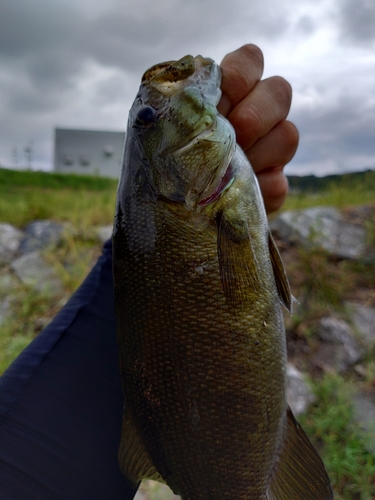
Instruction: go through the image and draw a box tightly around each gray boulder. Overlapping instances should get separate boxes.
[270,207,367,259]
[347,303,375,349]
[0,296,11,326]
[11,251,63,294]
[286,363,315,416]
[313,316,364,373]
[18,220,65,255]
[0,223,24,264]
[352,393,375,454]
[0,272,18,325]
[96,224,113,243]
[0,272,18,291]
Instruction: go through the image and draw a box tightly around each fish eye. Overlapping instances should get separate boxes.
[136,106,157,124]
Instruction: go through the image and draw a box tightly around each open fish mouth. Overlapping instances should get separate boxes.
[145,55,222,104]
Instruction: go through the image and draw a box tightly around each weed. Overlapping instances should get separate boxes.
[300,374,375,500]
[1,168,375,499]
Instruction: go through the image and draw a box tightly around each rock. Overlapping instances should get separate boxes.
[0,297,11,326]
[352,393,375,454]
[96,224,113,243]
[347,303,375,349]
[10,251,63,294]
[363,250,375,264]
[0,271,18,291]
[313,316,364,373]
[0,271,19,326]
[134,480,180,500]
[18,220,65,255]
[286,363,315,416]
[270,207,367,259]
[0,223,24,265]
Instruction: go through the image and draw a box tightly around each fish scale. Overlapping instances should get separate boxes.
[115,202,285,499]
[113,54,333,499]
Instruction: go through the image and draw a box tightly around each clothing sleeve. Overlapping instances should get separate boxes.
[0,240,137,500]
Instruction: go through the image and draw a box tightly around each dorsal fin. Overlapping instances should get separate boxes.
[267,408,333,499]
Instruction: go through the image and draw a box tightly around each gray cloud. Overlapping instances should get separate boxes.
[0,0,374,175]
[288,93,375,174]
[294,15,316,37]
[338,0,375,45]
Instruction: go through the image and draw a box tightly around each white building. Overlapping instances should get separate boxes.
[54,128,125,179]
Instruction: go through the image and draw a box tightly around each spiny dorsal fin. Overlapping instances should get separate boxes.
[267,407,333,500]
[118,406,165,485]
[268,230,292,313]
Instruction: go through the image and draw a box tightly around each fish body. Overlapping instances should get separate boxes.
[113,55,333,500]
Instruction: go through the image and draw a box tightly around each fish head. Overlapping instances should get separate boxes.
[128,55,236,211]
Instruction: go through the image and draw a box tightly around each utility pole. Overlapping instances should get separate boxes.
[24,140,33,169]
[12,146,18,168]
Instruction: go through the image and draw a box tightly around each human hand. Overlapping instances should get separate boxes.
[218,44,298,213]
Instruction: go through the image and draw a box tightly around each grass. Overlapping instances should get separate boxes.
[0,167,117,228]
[284,170,375,211]
[300,374,375,500]
[1,168,375,499]
[0,169,114,371]
[0,167,118,190]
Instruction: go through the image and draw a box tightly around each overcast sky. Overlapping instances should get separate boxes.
[1,0,374,176]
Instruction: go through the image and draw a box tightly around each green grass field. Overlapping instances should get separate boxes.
[0,168,118,228]
[1,167,375,499]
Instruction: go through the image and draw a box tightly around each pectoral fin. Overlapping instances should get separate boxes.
[267,408,333,500]
[268,230,292,313]
[118,406,165,485]
[216,211,261,308]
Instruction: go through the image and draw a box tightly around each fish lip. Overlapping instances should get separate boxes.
[170,118,217,157]
[147,56,221,102]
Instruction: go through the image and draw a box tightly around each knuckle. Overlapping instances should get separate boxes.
[266,175,288,213]
[231,105,263,147]
[282,121,299,160]
[228,65,253,96]
[267,76,293,110]
[239,44,264,69]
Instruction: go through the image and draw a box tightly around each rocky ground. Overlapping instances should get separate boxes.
[1,205,375,499]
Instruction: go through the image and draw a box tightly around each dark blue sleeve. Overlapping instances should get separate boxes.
[0,240,137,499]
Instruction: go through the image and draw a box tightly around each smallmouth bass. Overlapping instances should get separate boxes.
[113,55,333,499]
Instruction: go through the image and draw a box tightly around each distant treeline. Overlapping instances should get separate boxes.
[287,169,375,192]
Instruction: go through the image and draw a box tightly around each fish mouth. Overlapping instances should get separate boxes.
[145,55,221,102]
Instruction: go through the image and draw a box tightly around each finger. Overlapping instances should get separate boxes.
[257,167,289,214]
[228,76,292,150]
[218,44,264,117]
[246,120,299,174]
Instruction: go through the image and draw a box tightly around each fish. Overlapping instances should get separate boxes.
[112,54,333,500]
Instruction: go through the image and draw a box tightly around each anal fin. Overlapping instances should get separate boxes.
[118,406,165,485]
[267,407,333,500]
